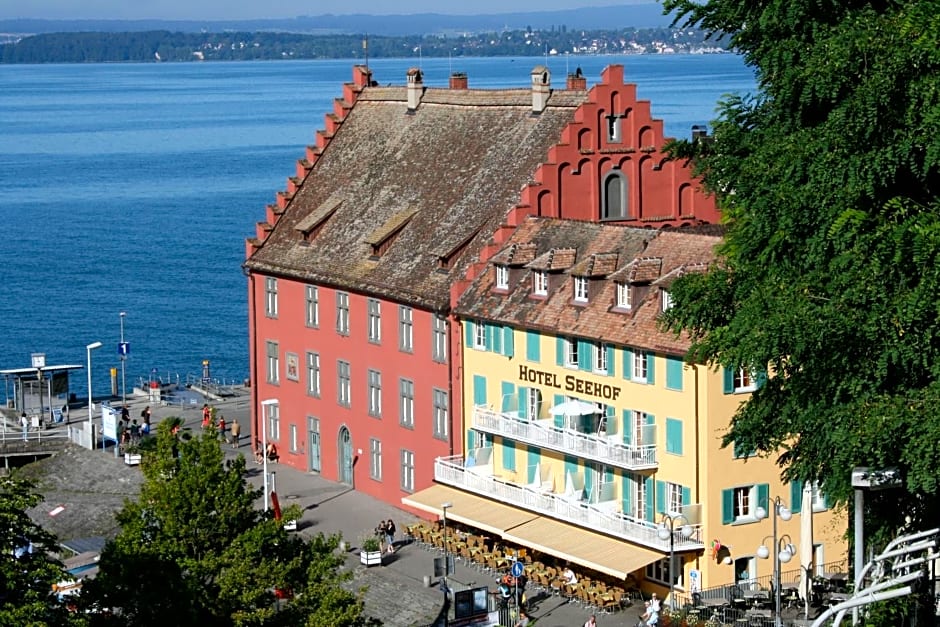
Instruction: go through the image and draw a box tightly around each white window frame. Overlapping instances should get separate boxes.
[266,341,279,385]
[810,481,828,512]
[432,388,449,440]
[399,378,415,428]
[593,342,608,374]
[266,401,280,441]
[265,277,278,318]
[399,305,413,353]
[473,322,487,350]
[574,276,589,303]
[533,270,548,296]
[367,299,381,343]
[495,264,509,290]
[564,337,578,368]
[616,282,632,309]
[289,424,298,453]
[734,368,757,393]
[632,410,650,445]
[336,291,350,335]
[662,289,674,311]
[666,482,684,515]
[632,350,648,383]
[526,388,541,420]
[337,360,351,407]
[400,449,415,492]
[432,315,447,363]
[733,485,758,522]
[368,369,382,418]
[305,285,319,328]
[633,476,647,520]
[306,351,320,397]
[370,438,382,481]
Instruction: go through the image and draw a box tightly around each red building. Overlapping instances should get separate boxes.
[244,63,717,510]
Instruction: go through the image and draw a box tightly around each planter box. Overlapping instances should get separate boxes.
[124,453,142,466]
[360,550,383,566]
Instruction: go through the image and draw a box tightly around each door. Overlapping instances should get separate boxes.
[338,426,353,485]
[308,416,321,473]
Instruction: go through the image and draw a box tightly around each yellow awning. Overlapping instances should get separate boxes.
[401,484,538,535]
[502,517,663,579]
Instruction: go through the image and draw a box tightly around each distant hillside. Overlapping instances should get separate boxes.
[0,4,676,36]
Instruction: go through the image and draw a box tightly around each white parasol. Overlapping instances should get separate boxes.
[548,399,597,416]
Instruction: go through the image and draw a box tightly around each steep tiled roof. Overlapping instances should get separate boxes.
[455,218,721,355]
[245,75,585,310]
[490,243,537,267]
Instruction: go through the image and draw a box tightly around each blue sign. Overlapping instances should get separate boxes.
[511,561,524,578]
[118,342,129,356]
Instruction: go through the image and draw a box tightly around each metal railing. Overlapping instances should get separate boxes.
[472,405,657,470]
[434,455,702,552]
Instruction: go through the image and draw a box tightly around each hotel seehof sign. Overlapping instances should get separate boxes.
[517,364,621,401]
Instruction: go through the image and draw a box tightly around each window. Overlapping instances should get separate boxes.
[616,282,632,309]
[525,388,541,420]
[399,306,413,353]
[602,171,627,220]
[336,291,350,335]
[574,276,589,303]
[265,277,278,318]
[533,270,548,296]
[661,289,674,311]
[526,330,540,362]
[367,299,381,343]
[370,438,382,480]
[306,351,320,397]
[734,369,756,392]
[305,285,319,327]
[265,341,279,384]
[632,350,648,382]
[665,356,684,391]
[721,484,769,524]
[665,417,683,455]
[368,369,382,418]
[810,481,829,512]
[337,360,351,407]
[631,410,652,445]
[432,388,448,439]
[432,315,447,363]
[646,559,681,588]
[666,481,684,514]
[265,401,280,441]
[606,113,622,143]
[563,337,578,368]
[593,342,608,374]
[399,378,414,428]
[400,449,415,492]
[289,424,298,453]
[495,264,509,289]
[473,322,487,350]
[633,476,647,520]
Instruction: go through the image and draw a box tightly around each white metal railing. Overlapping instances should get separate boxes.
[435,455,702,552]
[472,405,657,470]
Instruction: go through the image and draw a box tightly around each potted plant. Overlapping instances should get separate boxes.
[359,534,383,566]
[123,444,142,466]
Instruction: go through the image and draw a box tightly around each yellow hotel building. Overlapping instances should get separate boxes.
[407,218,845,599]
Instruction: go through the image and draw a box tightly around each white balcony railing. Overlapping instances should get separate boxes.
[435,455,703,552]
[471,405,657,470]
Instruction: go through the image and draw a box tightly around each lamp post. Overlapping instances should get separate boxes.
[86,341,102,450]
[756,496,794,627]
[657,513,694,604]
[441,501,453,626]
[119,312,127,408]
[260,398,278,511]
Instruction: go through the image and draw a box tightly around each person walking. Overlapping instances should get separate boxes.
[217,415,226,441]
[230,419,241,448]
[385,519,396,554]
[21,412,28,441]
[584,614,597,627]
[201,404,211,429]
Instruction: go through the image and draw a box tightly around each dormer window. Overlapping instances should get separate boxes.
[533,270,548,296]
[495,265,509,290]
[616,283,632,309]
[661,289,674,311]
[573,277,588,303]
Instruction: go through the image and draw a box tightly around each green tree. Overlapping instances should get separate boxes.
[81,420,369,626]
[0,477,86,626]
[660,0,940,547]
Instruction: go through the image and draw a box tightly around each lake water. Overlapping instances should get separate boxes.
[0,54,755,395]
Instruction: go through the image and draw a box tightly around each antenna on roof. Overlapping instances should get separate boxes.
[544,43,548,66]
[363,36,369,75]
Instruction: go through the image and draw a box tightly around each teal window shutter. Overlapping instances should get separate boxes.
[655,479,666,515]
[722,488,734,524]
[645,477,655,522]
[623,348,633,380]
[622,473,633,513]
[491,323,501,353]
[527,446,539,483]
[578,340,591,372]
[554,394,565,428]
[723,367,734,394]
[518,387,527,419]
[465,321,474,348]
[646,353,656,385]
[606,344,614,376]
[502,440,516,472]
[790,480,804,514]
[666,418,683,455]
[666,356,684,390]
[526,330,540,362]
[622,409,632,445]
[503,326,514,358]
[466,430,476,451]
[501,381,515,412]
[682,486,691,506]
[473,375,487,406]
[556,337,565,366]
[757,483,770,512]
[756,368,768,389]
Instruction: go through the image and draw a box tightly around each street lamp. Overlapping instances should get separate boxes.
[260,399,278,511]
[86,341,102,450]
[119,312,127,408]
[657,513,694,603]
[756,496,794,627]
[441,501,453,626]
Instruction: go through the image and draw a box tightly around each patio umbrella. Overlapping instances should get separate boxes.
[548,399,597,416]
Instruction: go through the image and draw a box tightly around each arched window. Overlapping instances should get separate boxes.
[602,171,628,220]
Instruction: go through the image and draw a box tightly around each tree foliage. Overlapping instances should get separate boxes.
[80,420,369,626]
[660,0,940,544]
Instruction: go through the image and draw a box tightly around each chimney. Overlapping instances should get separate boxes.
[531,65,551,114]
[691,125,708,141]
[353,64,373,88]
[566,67,586,90]
[406,67,424,111]
[449,72,468,90]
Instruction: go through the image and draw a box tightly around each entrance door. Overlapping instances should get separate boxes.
[308,416,321,473]
[338,426,353,485]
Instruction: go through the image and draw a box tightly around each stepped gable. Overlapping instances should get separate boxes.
[244,65,586,310]
[456,217,720,355]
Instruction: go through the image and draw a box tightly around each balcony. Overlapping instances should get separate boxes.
[471,404,657,471]
[434,453,703,552]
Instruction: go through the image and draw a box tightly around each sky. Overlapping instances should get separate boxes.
[0,1,644,21]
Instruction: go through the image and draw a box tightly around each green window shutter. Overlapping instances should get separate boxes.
[564,455,578,490]
[554,394,565,428]
[473,375,487,406]
[465,321,474,348]
[503,326,514,358]
[556,337,565,366]
[655,480,666,515]
[526,330,540,362]
[578,340,591,372]
[622,473,633,513]
[584,464,594,503]
[721,488,734,524]
[666,356,684,390]
[723,367,734,394]
[790,480,804,514]
[622,409,632,445]
[501,381,515,413]
[682,486,691,506]
[466,430,475,451]
[757,483,770,512]
[502,439,516,472]
[606,345,615,376]
[491,323,501,353]
[623,348,633,380]
[646,353,656,385]
[518,387,527,419]
[645,477,655,522]
[756,368,768,389]
[666,418,683,455]
[527,446,539,483]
